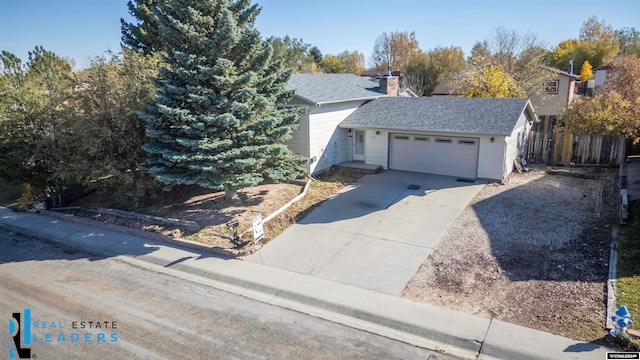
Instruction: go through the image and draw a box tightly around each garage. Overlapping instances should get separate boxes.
[339,97,536,181]
[389,133,479,178]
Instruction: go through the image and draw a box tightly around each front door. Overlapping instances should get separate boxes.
[353,130,365,161]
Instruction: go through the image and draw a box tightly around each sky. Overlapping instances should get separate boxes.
[0,0,639,70]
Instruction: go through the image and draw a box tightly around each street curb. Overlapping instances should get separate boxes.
[1,217,613,360]
[0,215,479,359]
[606,228,618,330]
[119,256,483,360]
[40,210,239,258]
[1,207,616,360]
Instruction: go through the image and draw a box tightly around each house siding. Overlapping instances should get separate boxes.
[284,110,310,158]
[503,112,531,179]
[364,129,389,168]
[473,135,503,180]
[309,101,364,174]
[528,75,575,116]
[594,69,607,88]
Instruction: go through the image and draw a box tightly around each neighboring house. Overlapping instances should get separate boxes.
[528,66,579,132]
[431,80,463,97]
[594,64,614,89]
[433,67,577,132]
[284,74,392,174]
[339,97,535,181]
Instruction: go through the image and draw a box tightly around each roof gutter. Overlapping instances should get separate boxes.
[291,94,319,107]
[337,123,511,137]
[315,95,387,106]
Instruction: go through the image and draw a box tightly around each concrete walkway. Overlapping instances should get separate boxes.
[248,171,486,295]
[0,205,617,359]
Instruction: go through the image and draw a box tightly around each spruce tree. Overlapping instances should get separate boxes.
[121,0,164,54]
[140,0,306,199]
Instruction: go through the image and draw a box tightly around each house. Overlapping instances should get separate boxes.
[285,74,535,181]
[339,97,535,180]
[284,74,392,174]
[594,64,614,89]
[432,66,577,132]
[431,80,463,97]
[528,66,579,132]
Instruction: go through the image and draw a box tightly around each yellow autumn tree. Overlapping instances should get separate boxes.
[319,55,345,73]
[580,60,593,80]
[451,57,526,98]
[550,17,619,74]
[561,55,640,136]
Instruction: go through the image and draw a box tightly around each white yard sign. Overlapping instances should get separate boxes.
[252,214,264,243]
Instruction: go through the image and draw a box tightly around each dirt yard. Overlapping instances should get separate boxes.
[70,182,303,248]
[402,165,619,342]
[66,170,363,249]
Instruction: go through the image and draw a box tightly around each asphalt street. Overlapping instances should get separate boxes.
[0,228,457,360]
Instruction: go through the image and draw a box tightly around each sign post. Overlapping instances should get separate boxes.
[252,214,264,243]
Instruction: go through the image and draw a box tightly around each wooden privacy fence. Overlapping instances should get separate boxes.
[527,131,627,166]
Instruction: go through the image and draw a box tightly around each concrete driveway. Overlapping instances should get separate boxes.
[247,170,485,295]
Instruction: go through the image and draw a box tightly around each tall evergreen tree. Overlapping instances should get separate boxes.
[0,47,75,197]
[121,0,164,54]
[309,46,323,64]
[140,0,306,199]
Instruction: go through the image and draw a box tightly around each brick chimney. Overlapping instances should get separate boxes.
[379,75,399,97]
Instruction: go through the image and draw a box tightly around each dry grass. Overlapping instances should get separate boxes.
[67,182,303,248]
[184,169,362,248]
[617,200,640,332]
[261,169,362,243]
[51,169,360,250]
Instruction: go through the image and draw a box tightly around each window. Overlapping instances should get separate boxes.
[458,140,476,145]
[414,136,429,141]
[394,135,409,140]
[544,80,559,94]
[435,138,452,143]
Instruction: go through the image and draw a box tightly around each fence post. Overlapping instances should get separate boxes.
[561,131,573,165]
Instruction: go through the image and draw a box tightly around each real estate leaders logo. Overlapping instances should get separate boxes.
[8,308,119,359]
[8,309,31,359]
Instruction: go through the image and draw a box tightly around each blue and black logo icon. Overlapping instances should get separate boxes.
[8,308,31,359]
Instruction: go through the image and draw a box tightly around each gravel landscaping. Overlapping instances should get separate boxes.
[402,165,619,341]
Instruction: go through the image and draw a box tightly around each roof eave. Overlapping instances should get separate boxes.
[539,65,580,80]
[292,94,319,106]
[316,94,387,106]
[338,123,511,137]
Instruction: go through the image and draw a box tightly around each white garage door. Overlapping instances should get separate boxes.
[389,134,479,178]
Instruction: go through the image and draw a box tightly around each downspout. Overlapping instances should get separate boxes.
[503,136,509,181]
[567,77,573,105]
[307,103,321,175]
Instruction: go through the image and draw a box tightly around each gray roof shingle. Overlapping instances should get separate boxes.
[339,97,532,136]
[287,74,386,105]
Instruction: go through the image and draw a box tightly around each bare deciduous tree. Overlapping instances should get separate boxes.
[401,47,465,96]
[337,50,365,75]
[370,31,420,73]
[462,27,550,96]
